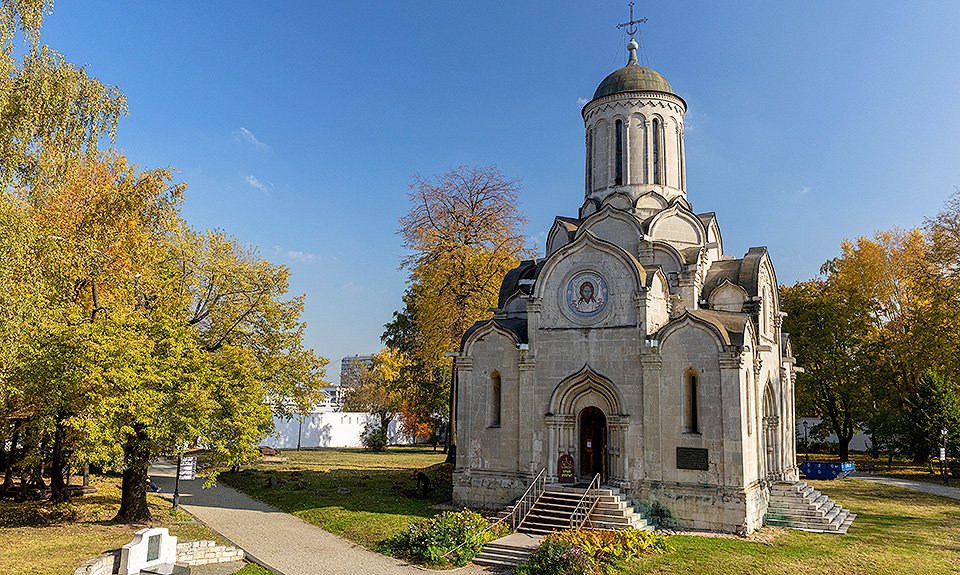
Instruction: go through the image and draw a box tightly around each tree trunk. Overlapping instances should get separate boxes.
[114,429,152,523]
[49,420,69,503]
[838,437,850,462]
[1,425,20,495]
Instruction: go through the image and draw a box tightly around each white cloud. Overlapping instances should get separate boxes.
[244,174,271,194]
[798,185,812,196]
[576,97,589,107]
[286,250,318,262]
[234,127,270,150]
[272,245,319,263]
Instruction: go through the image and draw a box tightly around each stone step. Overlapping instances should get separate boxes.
[765,481,856,535]
[768,503,832,516]
[474,548,530,567]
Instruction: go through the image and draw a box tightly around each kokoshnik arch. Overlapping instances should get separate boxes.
[450,36,801,534]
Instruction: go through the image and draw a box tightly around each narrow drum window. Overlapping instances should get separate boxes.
[684,369,700,433]
[586,130,593,192]
[489,372,501,428]
[615,119,624,185]
[652,118,661,185]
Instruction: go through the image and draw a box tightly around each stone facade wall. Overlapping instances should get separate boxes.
[75,551,119,575]
[74,540,244,575]
[176,540,245,565]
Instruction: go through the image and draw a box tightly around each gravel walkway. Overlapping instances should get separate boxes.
[855,473,960,501]
[149,461,497,575]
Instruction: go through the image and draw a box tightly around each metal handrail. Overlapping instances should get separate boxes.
[441,467,546,559]
[570,473,602,531]
[512,467,547,530]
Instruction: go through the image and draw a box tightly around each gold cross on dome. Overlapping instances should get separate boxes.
[616,1,647,38]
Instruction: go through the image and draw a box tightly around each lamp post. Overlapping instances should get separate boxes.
[297,415,303,452]
[173,455,182,510]
[942,428,949,486]
[803,420,810,462]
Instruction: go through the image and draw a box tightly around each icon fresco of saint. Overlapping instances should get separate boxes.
[566,271,608,317]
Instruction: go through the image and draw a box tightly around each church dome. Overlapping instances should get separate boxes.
[591,39,674,100]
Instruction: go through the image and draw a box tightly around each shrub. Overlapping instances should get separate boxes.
[515,528,670,575]
[360,424,387,452]
[380,509,510,567]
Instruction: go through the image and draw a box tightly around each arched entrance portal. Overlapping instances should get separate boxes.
[546,365,628,486]
[579,407,607,481]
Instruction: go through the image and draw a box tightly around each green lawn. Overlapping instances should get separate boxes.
[236,564,276,575]
[628,479,960,575]
[218,447,449,549]
[804,451,958,487]
[0,476,227,575]
[222,449,960,575]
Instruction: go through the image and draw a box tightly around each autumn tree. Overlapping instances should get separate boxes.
[1,0,127,500]
[0,2,328,519]
[389,166,532,457]
[342,348,410,451]
[0,0,126,195]
[781,275,878,460]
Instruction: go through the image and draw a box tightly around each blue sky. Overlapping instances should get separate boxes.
[38,2,960,382]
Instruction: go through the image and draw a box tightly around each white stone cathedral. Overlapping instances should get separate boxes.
[452,39,800,534]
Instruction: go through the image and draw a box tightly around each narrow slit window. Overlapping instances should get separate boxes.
[615,119,624,185]
[652,118,661,185]
[685,369,700,433]
[489,372,501,428]
[586,130,593,192]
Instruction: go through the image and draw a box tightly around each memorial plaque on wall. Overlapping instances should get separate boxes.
[558,453,576,483]
[676,447,709,470]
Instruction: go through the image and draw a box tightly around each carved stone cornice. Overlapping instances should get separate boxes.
[527,297,543,313]
[454,357,473,371]
[582,92,687,121]
[545,413,576,429]
[608,414,630,429]
[719,351,743,370]
[639,352,662,369]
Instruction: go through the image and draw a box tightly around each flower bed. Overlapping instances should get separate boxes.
[515,528,670,575]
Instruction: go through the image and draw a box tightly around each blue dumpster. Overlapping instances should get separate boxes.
[799,461,855,480]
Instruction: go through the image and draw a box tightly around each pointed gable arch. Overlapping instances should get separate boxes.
[634,191,668,218]
[549,364,625,415]
[647,203,706,247]
[600,191,634,211]
[546,216,579,256]
[461,319,524,355]
[533,230,646,301]
[576,204,646,257]
[579,197,601,219]
[709,278,748,313]
[656,311,731,352]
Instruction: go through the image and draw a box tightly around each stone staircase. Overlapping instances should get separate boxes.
[764,481,856,534]
[516,484,653,535]
[474,484,654,569]
[473,533,541,570]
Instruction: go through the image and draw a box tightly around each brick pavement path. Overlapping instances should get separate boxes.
[150,461,499,575]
